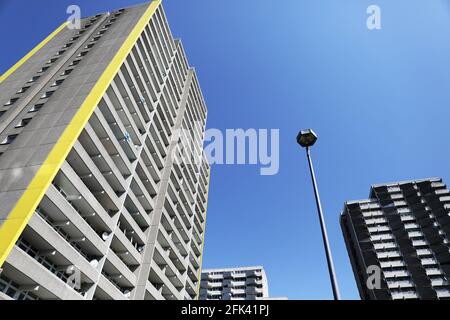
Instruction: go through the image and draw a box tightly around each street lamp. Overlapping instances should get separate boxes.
[296,129,341,300]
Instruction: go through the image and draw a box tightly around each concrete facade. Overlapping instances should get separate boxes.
[0,1,210,300]
[341,178,450,300]
[199,266,269,300]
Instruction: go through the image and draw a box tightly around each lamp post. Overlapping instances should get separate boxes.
[296,129,341,300]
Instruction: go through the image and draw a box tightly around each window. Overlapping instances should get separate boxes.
[0,134,18,145]
[51,79,64,87]
[0,276,38,300]
[77,51,88,57]
[69,59,81,67]
[4,98,19,106]
[40,91,54,99]
[60,69,73,76]
[47,57,58,64]
[27,76,40,83]
[38,66,50,73]
[17,86,30,94]
[29,104,44,113]
[15,118,32,128]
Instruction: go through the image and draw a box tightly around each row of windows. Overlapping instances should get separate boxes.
[0,12,119,153]
[1,16,99,109]
[136,28,210,296]
[0,17,98,151]
[0,275,38,300]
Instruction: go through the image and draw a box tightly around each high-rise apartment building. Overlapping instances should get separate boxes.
[341,178,450,300]
[199,266,269,300]
[0,1,210,300]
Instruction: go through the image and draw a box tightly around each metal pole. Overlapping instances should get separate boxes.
[305,147,341,300]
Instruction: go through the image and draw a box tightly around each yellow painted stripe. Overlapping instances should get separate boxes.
[0,21,69,84]
[0,0,161,268]
[196,167,211,299]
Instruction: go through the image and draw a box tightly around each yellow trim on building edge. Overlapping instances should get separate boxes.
[0,0,161,268]
[196,167,211,299]
[0,21,69,84]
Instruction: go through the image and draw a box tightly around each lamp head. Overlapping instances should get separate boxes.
[296,129,318,148]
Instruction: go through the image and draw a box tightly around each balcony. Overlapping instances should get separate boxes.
[4,246,83,300]
[246,287,263,296]
[246,278,262,286]
[247,270,263,278]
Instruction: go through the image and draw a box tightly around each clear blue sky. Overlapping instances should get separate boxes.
[1,0,450,300]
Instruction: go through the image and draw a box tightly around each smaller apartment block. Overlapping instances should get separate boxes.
[341,178,450,300]
[199,266,269,300]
